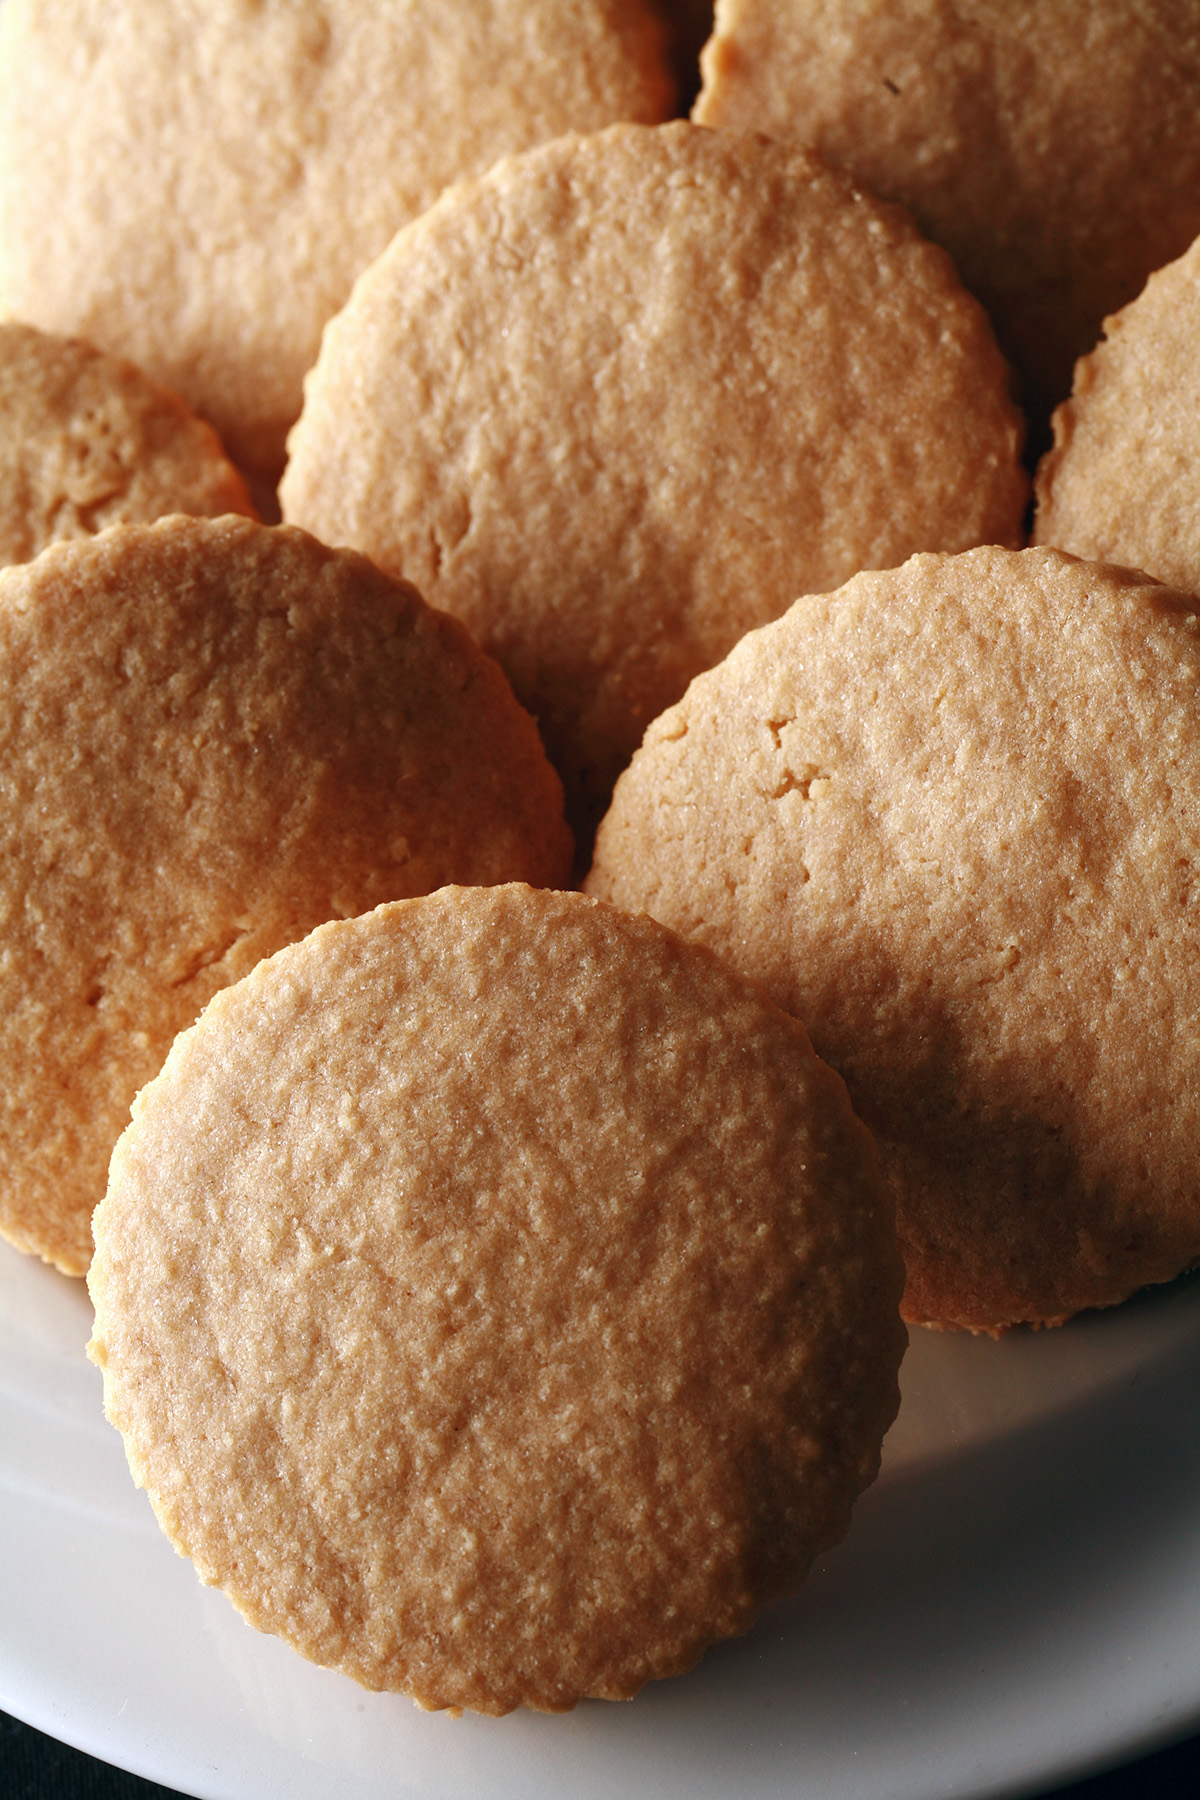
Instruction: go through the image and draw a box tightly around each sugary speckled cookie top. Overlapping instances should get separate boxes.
[694,0,1200,432]
[0,321,254,564]
[1033,234,1200,595]
[0,517,571,1277]
[0,0,673,491]
[281,120,1027,840]
[588,547,1200,1333]
[88,884,905,1715]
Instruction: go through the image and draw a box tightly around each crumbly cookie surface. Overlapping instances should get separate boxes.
[694,0,1200,430]
[0,321,254,565]
[88,884,905,1715]
[283,120,1026,840]
[587,547,1200,1332]
[1033,236,1200,594]
[0,0,672,488]
[0,518,571,1276]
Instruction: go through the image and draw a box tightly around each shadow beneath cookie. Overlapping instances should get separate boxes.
[614,1320,1200,1799]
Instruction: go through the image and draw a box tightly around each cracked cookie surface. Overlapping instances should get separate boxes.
[0,516,571,1274]
[588,546,1200,1331]
[89,883,905,1713]
[0,321,254,565]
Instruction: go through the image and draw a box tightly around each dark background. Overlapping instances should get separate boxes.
[3,1709,1200,1800]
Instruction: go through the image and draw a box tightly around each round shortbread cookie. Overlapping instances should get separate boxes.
[694,0,1200,434]
[282,121,1027,840]
[88,884,905,1715]
[0,0,673,493]
[1033,234,1200,594]
[587,546,1200,1333]
[0,517,571,1277]
[0,321,254,566]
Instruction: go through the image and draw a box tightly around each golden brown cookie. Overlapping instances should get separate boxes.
[694,0,1200,434]
[1033,235,1200,593]
[587,546,1200,1333]
[88,883,905,1714]
[0,320,254,565]
[282,120,1027,842]
[0,0,673,495]
[0,517,571,1277]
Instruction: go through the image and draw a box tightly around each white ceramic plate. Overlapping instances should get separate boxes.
[3,1230,1200,1800]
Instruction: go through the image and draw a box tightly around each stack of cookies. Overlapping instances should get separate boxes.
[1,0,1198,1719]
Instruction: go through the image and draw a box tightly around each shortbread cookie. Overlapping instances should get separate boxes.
[0,0,673,492]
[0,321,254,565]
[588,547,1200,1333]
[282,121,1027,839]
[1033,235,1200,594]
[89,884,905,1714]
[695,0,1200,432]
[0,517,571,1276]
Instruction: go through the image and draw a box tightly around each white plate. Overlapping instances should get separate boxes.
[3,1230,1200,1800]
